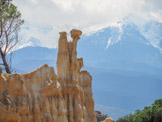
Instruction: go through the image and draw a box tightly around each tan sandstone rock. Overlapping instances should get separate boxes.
[0,64,67,122]
[57,29,96,122]
[0,29,97,122]
[102,117,114,122]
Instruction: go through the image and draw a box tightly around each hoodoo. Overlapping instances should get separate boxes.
[0,29,97,122]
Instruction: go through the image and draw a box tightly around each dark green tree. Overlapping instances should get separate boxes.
[0,0,24,73]
[117,99,162,122]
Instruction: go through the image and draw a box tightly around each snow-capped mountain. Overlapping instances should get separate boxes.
[78,21,162,71]
[17,20,162,53]
[16,20,124,49]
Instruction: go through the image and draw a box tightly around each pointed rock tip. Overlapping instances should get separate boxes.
[71,29,82,39]
[59,31,67,35]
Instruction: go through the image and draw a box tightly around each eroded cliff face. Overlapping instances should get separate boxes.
[0,65,67,122]
[0,29,96,122]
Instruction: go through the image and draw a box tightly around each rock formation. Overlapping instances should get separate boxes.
[0,29,97,122]
[102,118,114,122]
[95,111,108,122]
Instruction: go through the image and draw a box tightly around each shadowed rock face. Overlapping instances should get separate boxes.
[0,29,96,122]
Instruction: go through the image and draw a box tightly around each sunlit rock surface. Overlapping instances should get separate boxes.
[0,29,96,122]
[102,118,114,122]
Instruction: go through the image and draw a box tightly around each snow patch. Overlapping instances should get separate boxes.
[140,21,162,51]
[106,38,111,49]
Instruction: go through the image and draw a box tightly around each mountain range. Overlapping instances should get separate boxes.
[8,20,162,120]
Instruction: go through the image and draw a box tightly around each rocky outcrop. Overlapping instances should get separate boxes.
[0,64,67,122]
[57,29,96,122]
[102,118,114,122]
[95,110,113,122]
[0,29,97,122]
[95,111,108,122]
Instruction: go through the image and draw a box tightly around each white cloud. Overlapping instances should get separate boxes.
[13,0,162,26]
[29,0,38,4]
[51,0,80,12]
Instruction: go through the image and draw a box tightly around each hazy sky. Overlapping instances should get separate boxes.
[13,0,162,26]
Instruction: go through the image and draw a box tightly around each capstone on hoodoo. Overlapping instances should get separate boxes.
[0,29,97,122]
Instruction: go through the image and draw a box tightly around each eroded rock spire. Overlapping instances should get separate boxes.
[0,29,96,122]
